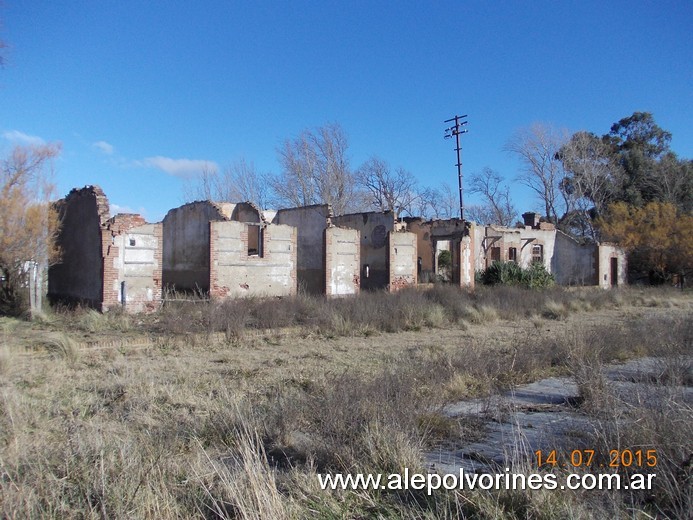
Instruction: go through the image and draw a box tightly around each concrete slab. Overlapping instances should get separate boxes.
[426,356,692,474]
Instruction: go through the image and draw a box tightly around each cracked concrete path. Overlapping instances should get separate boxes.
[426,356,692,474]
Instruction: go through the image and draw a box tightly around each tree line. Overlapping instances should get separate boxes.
[184,112,691,283]
[1,112,690,316]
[183,122,462,220]
[505,112,691,283]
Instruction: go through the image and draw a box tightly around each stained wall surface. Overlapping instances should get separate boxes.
[389,231,417,290]
[483,226,556,272]
[403,218,434,282]
[104,218,163,312]
[471,222,627,288]
[552,231,597,285]
[163,202,235,292]
[325,226,360,296]
[48,186,109,307]
[597,244,628,288]
[162,201,266,292]
[426,219,475,288]
[274,204,331,294]
[331,212,396,290]
[210,221,297,298]
[49,186,163,312]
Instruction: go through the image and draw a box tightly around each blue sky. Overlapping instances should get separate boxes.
[2,1,691,221]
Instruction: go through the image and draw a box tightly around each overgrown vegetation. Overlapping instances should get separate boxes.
[506,112,692,282]
[1,287,690,518]
[478,261,555,289]
[437,250,453,281]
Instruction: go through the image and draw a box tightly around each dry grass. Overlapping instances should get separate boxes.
[0,286,690,518]
[565,314,693,518]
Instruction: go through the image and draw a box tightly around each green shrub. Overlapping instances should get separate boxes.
[481,261,524,286]
[522,262,555,289]
[479,261,555,289]
[437,250,452,269]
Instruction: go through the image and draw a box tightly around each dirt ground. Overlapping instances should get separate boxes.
[2,299,689,392]
[1,291,690,519]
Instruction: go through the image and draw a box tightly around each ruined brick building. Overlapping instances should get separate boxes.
[47,186,626,313]
[48,186,162,312]
[162,200,298,298]
[471,212,626,288]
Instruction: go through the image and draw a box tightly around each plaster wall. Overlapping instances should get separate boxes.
[108,222,163,312]
[552,232,597,285]
[473,224,487,271]
[331,212,395,290]
[210,221,297,298]
[426,219,475,288]
[389,231,417,290]
[483,226,556,272]
[597,244,628,288]
[472,223,627,288]
[325,226,360,296]
[228,202,263,223]
[162,202,228,292]
[274,204,331,294]
[404,219,434,282]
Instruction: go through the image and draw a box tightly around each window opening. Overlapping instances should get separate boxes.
[248,225,263,257]
[532,244,543,263]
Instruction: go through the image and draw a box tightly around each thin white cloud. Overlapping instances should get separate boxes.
[140,156,218,178]
[93,140,114,155]
[110,203,136,215]
[2,130,46,146]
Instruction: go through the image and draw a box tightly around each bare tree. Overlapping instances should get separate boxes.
[437,182,460,219]
[465,205,493,226]
[184,159,273,209]
[1,143,61,316]
[506,123,568,224]
[417,183,459,219]
[272,123,357,215]
[182,163,218,202]
[468,167,517,226]
[411,186,436,219]
[356,156,419,215]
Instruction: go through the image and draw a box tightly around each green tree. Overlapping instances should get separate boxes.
[607,111,672,158]
[602,112,691,210]
[558,112,692,245]
[558,131,622,240]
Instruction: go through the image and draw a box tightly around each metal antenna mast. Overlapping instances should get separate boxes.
[444,114,468,220]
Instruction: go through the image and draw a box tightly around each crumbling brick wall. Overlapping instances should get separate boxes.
[389,231,417,291]
[48,186,110,308]
[274,204,332,294]
[49,186,162,312]
[103,215,163,312]
[209,221,297,298]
